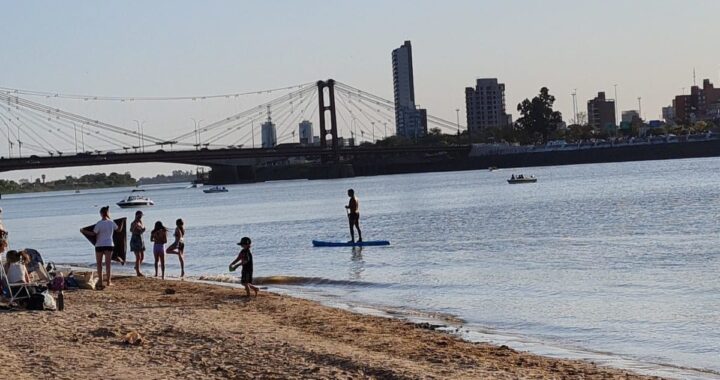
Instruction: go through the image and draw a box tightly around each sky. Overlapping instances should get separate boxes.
[1,0,719,180]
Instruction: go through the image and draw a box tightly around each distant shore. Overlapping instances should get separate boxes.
[0,277,661,379]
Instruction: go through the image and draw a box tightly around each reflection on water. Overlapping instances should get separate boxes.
[5,157,720,378]
[349,246,364,280]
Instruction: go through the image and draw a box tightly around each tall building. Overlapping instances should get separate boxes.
[673,79,720,124]
[391,40,427,139]
[261,120,276,148]
[298,120,313,145]
[465,78,510,132]
[586,92,616,130]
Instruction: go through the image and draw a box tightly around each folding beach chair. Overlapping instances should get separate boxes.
[0,255,32,304]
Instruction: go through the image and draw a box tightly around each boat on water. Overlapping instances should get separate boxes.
[203,186,228,193]
[507,175,537,184]
[117,189,155,208]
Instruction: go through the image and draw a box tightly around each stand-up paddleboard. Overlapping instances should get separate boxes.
[81,217,127,264]
[312,240,390,247]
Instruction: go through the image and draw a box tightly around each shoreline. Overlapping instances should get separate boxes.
[1,277,662,379]
[199,273,719,380]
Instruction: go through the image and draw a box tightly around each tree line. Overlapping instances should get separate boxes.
[0,172,136,194]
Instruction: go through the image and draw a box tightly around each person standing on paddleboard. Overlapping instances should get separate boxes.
[345,189,363,243]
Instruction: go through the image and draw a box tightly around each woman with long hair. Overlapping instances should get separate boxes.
[165,218,186,277]
[150,221,168,279]
[129,210,146,276]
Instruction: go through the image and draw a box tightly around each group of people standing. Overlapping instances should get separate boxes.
[129,210,185,279]
[77,188,363,294]
[82,207,186,289]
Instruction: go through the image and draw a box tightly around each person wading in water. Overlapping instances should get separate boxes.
[345,189,362,243]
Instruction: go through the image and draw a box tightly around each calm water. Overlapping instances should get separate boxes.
[5,158,720,378]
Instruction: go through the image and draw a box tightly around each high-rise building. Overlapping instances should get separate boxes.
[391,40,427,139]
[261,120,276,148]
[586,92,616,130]
[464,78,510,132]
[298,120,313,145]
[673,79,720,124]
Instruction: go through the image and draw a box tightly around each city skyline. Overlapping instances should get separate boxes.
[1,0,719,179]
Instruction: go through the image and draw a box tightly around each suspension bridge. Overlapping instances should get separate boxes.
[0,80,470,183]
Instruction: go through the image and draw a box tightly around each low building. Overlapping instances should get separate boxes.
[662,106,675,125]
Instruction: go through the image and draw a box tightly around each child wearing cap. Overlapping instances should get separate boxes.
[229,237,259,297]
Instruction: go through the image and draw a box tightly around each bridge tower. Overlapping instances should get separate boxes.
[317,79,340,163]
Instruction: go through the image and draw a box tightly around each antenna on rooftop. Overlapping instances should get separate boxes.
[693,68,697,86]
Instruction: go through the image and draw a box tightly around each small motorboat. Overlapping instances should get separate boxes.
[507,175,537,184]
[203,186,228,193]
[117,189,155,208]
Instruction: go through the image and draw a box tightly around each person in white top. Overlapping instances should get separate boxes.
[81,206,120,289]
[5,250,29,284]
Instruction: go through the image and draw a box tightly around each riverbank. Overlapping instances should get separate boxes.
[0,277,661,379]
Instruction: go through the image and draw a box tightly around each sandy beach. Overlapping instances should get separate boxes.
[0,277,662,380]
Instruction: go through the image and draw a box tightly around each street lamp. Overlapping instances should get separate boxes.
[191,118,204,150]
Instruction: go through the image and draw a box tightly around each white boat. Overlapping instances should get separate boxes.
[203,186,228,193]
[507,175,537,184]
[117,189,155,208]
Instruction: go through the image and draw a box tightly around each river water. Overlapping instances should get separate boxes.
[4,158,720,379]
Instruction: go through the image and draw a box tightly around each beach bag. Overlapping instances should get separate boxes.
[75,271,98,290]
[65,275,79,289]
[50,276,66,291]
[42,291,57,311]
[27,293,45,310]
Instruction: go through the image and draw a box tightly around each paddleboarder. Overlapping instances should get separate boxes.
[345,189,362,243]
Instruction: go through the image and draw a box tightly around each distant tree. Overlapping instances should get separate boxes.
[515,87,563,143]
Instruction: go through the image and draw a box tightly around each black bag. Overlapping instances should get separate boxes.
[27,293,45,310]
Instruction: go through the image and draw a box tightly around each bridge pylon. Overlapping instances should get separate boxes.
[317,79,340,163]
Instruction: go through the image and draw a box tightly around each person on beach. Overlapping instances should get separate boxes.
[165,218,186,277]
[80,206,119,290]
[345,189,362,243]
[5,250,29,284]
[0,208,9,254]
[129,210,146,277]
[229,237,259,297]
[150,221,168,279]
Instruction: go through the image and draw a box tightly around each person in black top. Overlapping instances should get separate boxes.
[345,189,363,243]
[229,236,259,297]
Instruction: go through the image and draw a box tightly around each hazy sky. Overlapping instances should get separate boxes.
[1,0,719,180]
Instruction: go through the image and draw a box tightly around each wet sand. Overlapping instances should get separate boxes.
[0,277,662,379]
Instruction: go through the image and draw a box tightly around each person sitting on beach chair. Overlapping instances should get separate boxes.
[1,250,32,303]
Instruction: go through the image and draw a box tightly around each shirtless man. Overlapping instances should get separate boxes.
[345,189,363,243]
